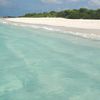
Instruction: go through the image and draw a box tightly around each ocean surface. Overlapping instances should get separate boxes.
[0,20,100,100]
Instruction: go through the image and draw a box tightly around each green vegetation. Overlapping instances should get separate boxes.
[23,8,100,19]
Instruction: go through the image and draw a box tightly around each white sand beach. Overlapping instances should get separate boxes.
[5,18,100,38]
[6,18,100,29]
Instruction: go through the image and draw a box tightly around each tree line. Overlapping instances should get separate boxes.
[23,8,100,19]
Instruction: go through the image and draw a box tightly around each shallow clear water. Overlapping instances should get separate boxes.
[0,22,100,100]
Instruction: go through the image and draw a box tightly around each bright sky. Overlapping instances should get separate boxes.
[0,0,100,16]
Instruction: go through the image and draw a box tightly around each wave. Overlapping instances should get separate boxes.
[1,19,100,40]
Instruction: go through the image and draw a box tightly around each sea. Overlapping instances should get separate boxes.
[0,19,100,100]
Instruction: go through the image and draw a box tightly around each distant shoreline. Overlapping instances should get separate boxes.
[3,18,100,40]
[5,18,100,29]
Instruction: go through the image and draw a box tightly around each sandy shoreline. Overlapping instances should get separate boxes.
[3,18,100,39]
[5,18,100,29]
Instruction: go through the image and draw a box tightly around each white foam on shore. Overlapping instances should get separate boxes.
[1,19,100,40]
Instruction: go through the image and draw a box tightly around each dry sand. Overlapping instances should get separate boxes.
[6,18,100,29]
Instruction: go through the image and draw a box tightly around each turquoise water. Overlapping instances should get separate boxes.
[0,22,100,100]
